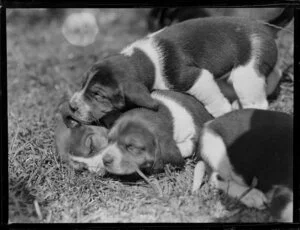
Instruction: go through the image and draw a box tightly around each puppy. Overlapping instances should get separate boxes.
[192,109,293,222]
[54,112,109,174]
[73,90,213,175]
[67,16,281,127]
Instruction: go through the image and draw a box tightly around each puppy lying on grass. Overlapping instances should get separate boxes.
[55,111,109,175]
[192,109,293,222]
[56,90,212,176]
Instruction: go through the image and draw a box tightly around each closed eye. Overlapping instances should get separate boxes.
[126,144,145,153]
[89,140,96,155]
[85,135,96,155]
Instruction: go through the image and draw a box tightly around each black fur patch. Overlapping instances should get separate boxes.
[156,38,199,91]
[155,17,258,80]
[128,48,156,89]
[209,109,293,193]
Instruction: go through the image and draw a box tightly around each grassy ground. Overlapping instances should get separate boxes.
[7,9,294,223]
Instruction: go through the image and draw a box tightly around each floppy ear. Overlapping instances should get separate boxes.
[153,135,185,172]
[121,81,159,110]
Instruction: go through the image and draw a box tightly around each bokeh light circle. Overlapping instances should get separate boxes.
[62,12,99,47]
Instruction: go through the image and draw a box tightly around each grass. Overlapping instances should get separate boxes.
[7,9,294,223]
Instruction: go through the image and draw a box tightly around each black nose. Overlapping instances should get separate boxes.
[103,154,114,166]
[69,102,78,112]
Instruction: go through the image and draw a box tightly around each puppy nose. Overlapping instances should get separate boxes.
[103,154,114,166]
[69,102,78,112]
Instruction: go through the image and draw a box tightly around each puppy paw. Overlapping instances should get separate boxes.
[241,100,269,110]
[240,188,267,210]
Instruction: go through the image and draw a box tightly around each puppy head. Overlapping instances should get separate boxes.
[101,119,157,175]
[101,112,184,175]
[68,59,159,125]
[68,63,125,124]
[55,113,109,174]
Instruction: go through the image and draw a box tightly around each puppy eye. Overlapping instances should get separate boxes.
[126,144,145,153]
[126,144,137,153]
[89,145,95,155]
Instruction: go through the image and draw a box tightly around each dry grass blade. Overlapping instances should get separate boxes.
[238,176,258,202]
[34,200,43,221]
[135,167,163,197]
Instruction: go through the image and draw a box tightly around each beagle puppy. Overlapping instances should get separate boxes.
[66,16,281,127]
[54,111,109,174]
[192,109,293,222]
[67,90,213,175]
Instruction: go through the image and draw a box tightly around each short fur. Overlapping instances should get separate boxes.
[101,90,213,175]
[192,109,293,222]
[54,111,109,173]
[66,17,280,125]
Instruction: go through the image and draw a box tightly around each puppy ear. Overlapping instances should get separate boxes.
[153,136,185,172]
[121,81,159,110]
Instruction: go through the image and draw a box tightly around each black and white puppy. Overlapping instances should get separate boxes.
[192,109,293,222]
[70,90,213,175]
[67,17,281,127]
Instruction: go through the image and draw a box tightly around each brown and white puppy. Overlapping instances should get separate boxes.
[76,90,213,175]
[192,109,293,222]
[67,16,281,127]
[55,112,109,174]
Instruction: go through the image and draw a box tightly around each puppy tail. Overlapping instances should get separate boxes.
[268,185,293,222]
[262,8,294,37]
[268,8,294,30]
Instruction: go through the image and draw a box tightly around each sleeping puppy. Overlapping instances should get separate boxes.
[55,111,109,174]
[66,16,281,127]
[71,90,213,175]
[192,109,293,222]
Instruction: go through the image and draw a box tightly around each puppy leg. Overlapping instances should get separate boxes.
[188,69,232,117]
[210,172,267,210]
[200,127,233,180]
[192,161,206,192]
[229,61,268,110]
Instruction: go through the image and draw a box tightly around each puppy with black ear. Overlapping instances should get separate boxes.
[192,109,293,222]
[66,16,282,127]
[79,90,213,175]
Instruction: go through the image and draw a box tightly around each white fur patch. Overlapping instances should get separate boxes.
[228,59,268,110]
[147,28,165,38]
[70,74,93,120]
[200,127,246,185]
[121,37,169,90]
[151,92,196,158]
[188,69,232,118]
[280,201,293,222]
[228,34,269,110]
[70,153,104,174]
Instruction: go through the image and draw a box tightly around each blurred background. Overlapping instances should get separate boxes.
[7,8,294,223]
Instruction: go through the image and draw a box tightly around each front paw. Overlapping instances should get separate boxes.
[240,188,268,210]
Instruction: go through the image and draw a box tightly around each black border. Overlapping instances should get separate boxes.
[1,1,300,228]
[294,7,299,227]
[0,5,8,227]
[2,0,300,8]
